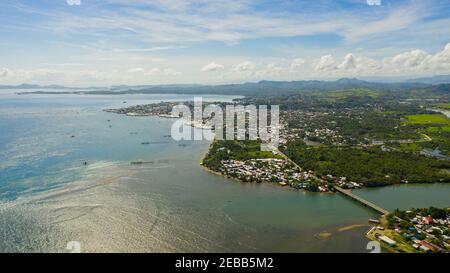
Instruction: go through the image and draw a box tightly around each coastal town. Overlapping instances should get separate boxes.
[105,101,183,117]
[367,207,450,253]
[105,96,450,194]
[216,158,325,190]
[105,97,450,253]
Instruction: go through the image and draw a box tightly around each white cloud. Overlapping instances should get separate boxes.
[424,43,450,71]
[383,43,450,72]
[109,46,186,53]
[126,67,181,76]
[162,68,181,76]
[264,63,282,75]
[201,62,224,72]
[389,49,430,68]
[310,43,450,77]
[66,0,81,6]
[42,63,84,67]
[233,61,255,72]
[367,0,381,6]
[315,55,336,71]
[127,67,145,73]
[37,0,426,46]
[0,68,9,77]
[2,42,450,85]
[290,58,305,70]
[338,53,357,70]
[344,1,427,42]
[145,68,161,76]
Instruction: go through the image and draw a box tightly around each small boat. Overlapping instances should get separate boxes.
[131,161,154,165]
[369,219,381,224]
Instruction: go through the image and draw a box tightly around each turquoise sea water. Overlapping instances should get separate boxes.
[0,91,449,253]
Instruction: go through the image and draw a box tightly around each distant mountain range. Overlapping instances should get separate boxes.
[0,83,75,90]
[7,77,450,97]
[406,75,450,85]
[0,83,205,90]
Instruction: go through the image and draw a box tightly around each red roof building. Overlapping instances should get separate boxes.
[423,215,435,225]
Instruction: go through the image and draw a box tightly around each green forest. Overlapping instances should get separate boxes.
[282,140,450,187]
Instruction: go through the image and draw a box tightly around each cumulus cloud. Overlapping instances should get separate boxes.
[389,49,430,68]
[427,43,450,70]
[66,0,81,6]
[310,43,450,77]
[233,61,255,72]
[201,62,224,72]
[338,53,357,70]
[315,55,336,71]
[383,43,450,72]
[290,58,306,70]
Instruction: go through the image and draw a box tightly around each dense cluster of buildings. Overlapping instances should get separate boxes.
[219,158,323,189]
[391,211,450,253]
[105,102,179,117]
[280,110,346,145]
[328,176,363,189]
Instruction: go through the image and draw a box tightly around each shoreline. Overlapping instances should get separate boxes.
[198,138,336,194]
[198,139,449,193]
[199,138,245,184]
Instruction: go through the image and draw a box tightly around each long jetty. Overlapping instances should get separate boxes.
[334,186,389,215]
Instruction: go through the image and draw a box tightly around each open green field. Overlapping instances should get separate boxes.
[202,140,283,172]
[424,126,450,133]
[436,103,450,110]
[404,114,450,125]
[321,89,381,99]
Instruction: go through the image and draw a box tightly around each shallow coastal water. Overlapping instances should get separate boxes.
[0,91,449,253]
[355,184,450,211]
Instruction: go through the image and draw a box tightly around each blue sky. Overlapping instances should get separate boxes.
[1,0,450,85]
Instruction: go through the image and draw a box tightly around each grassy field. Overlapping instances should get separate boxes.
[366,227,420,253]
[322,89,381,99]
[436,103,450,110]
[404,114,450,125]
[424,126,450,133]
[366,217,420,253]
